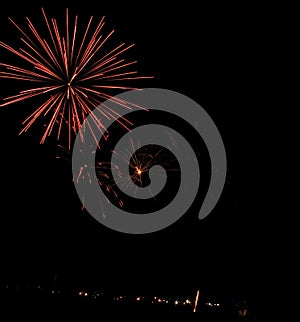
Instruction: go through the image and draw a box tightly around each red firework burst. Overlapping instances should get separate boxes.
[0,8,153,148]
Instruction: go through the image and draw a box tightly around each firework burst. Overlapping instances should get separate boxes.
[57,132,180,215]
[0,8,153,148]
[64,138,163,211]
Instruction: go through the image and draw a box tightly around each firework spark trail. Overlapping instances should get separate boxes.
[0,7,153,149]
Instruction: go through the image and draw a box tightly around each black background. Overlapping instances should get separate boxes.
[0,0,272,304]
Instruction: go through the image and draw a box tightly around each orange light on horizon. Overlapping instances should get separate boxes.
[193,289,200,313]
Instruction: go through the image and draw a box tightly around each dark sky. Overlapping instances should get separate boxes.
[0,0,272,300]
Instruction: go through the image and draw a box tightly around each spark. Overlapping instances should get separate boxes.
[0,8,153,149]
[135,167,142,175]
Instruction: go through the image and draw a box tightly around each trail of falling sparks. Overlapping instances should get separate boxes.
[0,8,153,149]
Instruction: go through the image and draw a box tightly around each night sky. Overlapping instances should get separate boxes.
[0,0,271,301]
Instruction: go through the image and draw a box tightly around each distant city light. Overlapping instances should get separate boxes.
[1,283,250,318]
